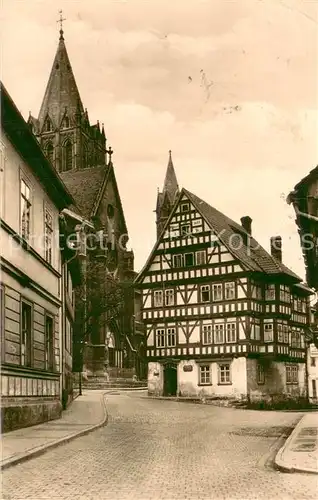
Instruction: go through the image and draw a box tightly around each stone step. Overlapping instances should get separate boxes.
[82,380,147,389]
[82,384,147,390]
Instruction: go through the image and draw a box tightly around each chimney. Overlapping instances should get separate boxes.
[240,216,252,235]
[270,236,282,262]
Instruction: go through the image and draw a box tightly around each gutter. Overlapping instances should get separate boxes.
[296,210,318,223]
[61,208,95,229]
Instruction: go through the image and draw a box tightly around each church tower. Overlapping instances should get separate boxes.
[28,22,106,173]
[155,151,180,238]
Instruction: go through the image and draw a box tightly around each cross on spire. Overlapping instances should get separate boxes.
[57,10,66,39]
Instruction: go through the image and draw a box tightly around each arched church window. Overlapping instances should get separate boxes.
[63,116,70,128]
[64,141,73,171]
[46,143,54,164]
[83,143,89,169]
[45,118,52,132]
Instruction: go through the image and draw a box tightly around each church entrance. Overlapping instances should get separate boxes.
[163,364,178,396]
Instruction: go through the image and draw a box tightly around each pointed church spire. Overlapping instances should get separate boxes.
[155,151,180,239]
[162,150,179,203]
[37,13,84,129]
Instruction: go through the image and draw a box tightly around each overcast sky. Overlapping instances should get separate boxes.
[2,0,318,281]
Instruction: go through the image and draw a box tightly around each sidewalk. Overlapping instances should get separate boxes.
[275,412,318,474]
[0,390,107,470]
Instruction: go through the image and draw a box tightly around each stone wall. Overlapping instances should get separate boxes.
[148,362,164,395]
[246,358,307,402]
[1,398,62,433]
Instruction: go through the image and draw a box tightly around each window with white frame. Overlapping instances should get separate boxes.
[20,178,31,240]
[218,363,231,384]
[265,284,275,301]
[212,284,223,301]
[167,328,176,347]
[172,254,183,268]
[226,322,236,343]
[199,365,211,385]
[202,325,212,344]
[21,301,32,367]
[214,324,224,344]
[257,362,265,384]
[280,285,290,303]
[264,321,273,342]
[277,322,284,343]
[156,328,176,347]
[165,289,174,306]
[286,364,298,384]
[45,209,53,264]
[181,224,191,237]
[196,250,206,265]
[180,203,190,212]
[225,282,235,300]
[156,329,165,347]
[283,324,289,343]
[154,290,163,307]
[291,329,301,348]
[200,285,210,303]
[45,314,54,371]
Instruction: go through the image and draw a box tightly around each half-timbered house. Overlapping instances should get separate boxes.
[135,154,312,402]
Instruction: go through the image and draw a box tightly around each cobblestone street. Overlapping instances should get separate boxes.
[2,391,317,500]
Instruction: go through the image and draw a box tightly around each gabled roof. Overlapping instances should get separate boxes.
[136,187,301,283]
[60,165,108,219]
[1,82,74,210]
[184,189,300,280]
[38,30,84,129]
[60,163,128,234]
[288,165,318,201]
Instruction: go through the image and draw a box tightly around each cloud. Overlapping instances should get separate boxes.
[2,0,317,278]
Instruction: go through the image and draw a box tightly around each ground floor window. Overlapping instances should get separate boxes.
[21,301,32,367]
[199,365,211,385]
[286,364,298,384]
[45,314,54,371]
[257,362,265,384]
[218,363,231,384]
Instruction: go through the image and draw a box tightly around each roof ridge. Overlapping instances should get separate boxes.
[183,188,301,281]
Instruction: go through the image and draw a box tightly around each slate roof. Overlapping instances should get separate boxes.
[136,187,302,283]
[38,31,84,129]
[60,165,108,219]
[184,189,301,281]
[163,151,179,202]
[292,165,318,194]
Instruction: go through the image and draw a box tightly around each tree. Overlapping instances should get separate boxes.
[72,246,132,373]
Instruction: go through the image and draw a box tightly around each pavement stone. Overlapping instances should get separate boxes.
[2,391,318,500]
[0,390,107,470]
[275,412,318,474]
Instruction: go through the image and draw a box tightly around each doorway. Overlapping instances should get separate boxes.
[163,364,178,396]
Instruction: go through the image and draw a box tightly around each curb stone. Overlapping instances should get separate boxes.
[274,415,318,475]
[0,392,108,471]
